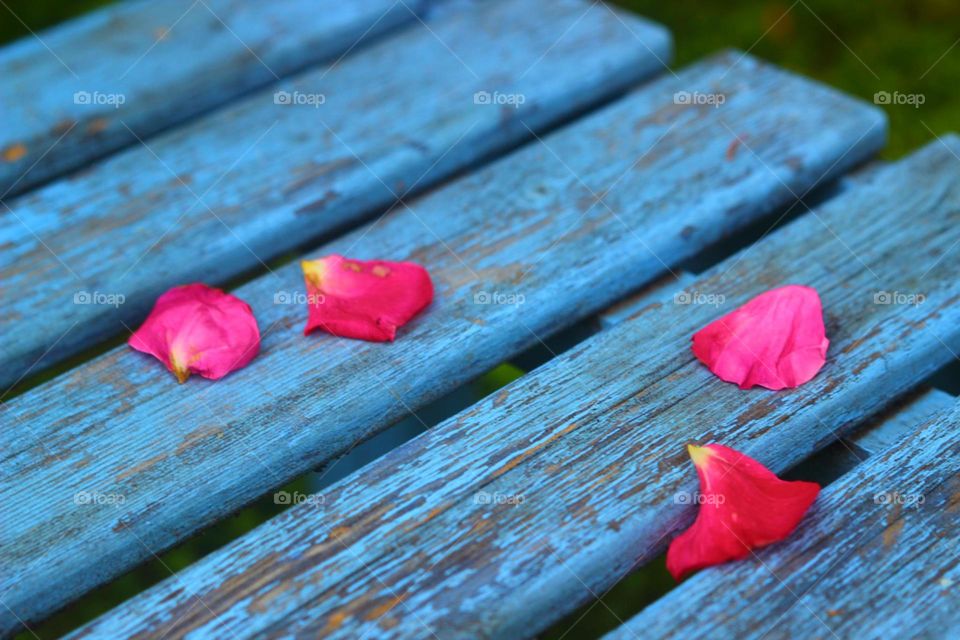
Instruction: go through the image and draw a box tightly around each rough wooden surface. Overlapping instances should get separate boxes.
[0,0,673,390]
[596,159,888,332]
[598,271,695,329]
[0,52,885,633]
[64,135,960,640]
[845,388,955,457]
[0,0,427,198]
[607,397,960,640]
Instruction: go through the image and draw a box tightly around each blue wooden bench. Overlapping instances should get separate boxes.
[2,1,957,638]
[0,0,425,197]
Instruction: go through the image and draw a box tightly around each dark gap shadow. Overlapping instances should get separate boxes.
[679,167,866,275]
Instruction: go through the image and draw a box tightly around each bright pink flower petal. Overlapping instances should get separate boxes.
[692,285,829,390]
[666,444,820,581]
[129,284,260,383]
[301,254,433,342]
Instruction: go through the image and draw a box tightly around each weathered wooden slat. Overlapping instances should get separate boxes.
[0,53,884,633]
[597,160,889,332]
[844,387,954,456]
[598,270,695,329]
[0,0,428,198]
[64,137,960,639]
[606,396,960,640]
[0,0,673,391]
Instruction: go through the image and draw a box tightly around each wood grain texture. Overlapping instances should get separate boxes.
[597,160,888,332]
[0,53,884,633]
[607,398,960,640]
[0,0,427,197]
[598,270,695,329]
[0,0,673,391]
[63,137,960,640]
[845,388,955,457]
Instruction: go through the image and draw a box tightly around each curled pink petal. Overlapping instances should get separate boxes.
[129,284,260,383]
[692,285,828,390]
[301,254,433,342]
[666,444,820,581]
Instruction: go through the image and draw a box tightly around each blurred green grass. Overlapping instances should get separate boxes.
[5,0,960,638]
[0,0,114,42]
[617,0,960,159]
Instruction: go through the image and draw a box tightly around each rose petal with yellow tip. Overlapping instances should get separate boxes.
[129,284,260,383]
[301,254,433,342]
[666,443,820,581]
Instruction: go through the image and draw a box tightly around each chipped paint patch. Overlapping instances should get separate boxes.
[2,143,27,162]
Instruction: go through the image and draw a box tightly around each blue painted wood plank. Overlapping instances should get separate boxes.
[61,137,960,640]
[0,0,673,391]
[0,52,884,633]
[844,387,954,456]
[0,0,428,197]
[597,270,695,329]
[597,160,888,332]
[606,396,960,640]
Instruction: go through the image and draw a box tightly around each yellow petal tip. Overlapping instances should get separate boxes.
[687,444,712,467]
[170,349,191,383]
[301,258,326,287]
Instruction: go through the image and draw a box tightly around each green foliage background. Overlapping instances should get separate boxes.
[4,0,958,638]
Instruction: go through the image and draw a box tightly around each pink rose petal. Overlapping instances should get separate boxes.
[666,444,821,581]
[129,284,260,383]
[301,254,433,342]
[692,285,828,390]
